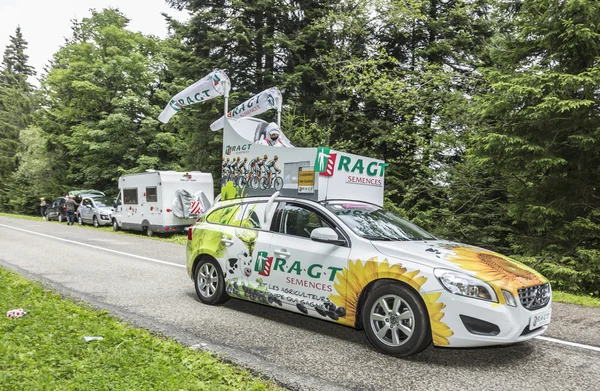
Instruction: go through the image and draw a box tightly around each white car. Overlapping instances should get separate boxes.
[186,197,552,357]
[77,196,115,227]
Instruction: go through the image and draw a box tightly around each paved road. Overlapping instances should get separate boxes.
[1,215,599,391]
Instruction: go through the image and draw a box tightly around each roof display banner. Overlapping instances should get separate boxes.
[210,87,282,131]
[158,70,230,124]
[221,118,387,206]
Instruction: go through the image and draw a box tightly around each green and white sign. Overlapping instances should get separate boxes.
[158,70,230,124]
[210,87,282,131]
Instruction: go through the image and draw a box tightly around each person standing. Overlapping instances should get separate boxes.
[39,197,47,219]
[65,195,79,226]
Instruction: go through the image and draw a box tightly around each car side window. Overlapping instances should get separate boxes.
[240,202,277,230]
[280,204,333,239]
[206,204,247,227]
[83,199,92,207]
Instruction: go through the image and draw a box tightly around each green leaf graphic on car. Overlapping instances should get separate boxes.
[195,228,228,258]
[236,228,257,255]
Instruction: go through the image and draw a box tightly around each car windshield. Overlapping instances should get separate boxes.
[325,202,436,241]
[91,196,113,207]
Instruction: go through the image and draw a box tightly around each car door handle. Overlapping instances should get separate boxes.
[274,249,291,258]
[221,238,234,246]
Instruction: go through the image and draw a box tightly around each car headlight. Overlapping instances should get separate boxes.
[434,269,498,303]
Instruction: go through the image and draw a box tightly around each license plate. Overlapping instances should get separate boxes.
[529,310,552,329]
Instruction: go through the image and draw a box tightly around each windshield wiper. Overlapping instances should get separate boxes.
[363,235,398,241]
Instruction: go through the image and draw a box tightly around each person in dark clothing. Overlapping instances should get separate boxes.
[39,197,47,219]
[65,195,79,225]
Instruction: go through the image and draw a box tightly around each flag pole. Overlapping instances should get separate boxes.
[223,78,230,118]
[276,92,282,127]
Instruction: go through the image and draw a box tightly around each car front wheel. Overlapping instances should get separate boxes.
[93,216,99,228]
[112,219,119,231]
[78,215,83,225]
[194,258,229,305]
[362,283,431,357]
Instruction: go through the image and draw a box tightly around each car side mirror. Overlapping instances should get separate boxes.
[113,200,117,208]
[310,227,346,246]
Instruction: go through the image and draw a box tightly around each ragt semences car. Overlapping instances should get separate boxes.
[186,197,552,357]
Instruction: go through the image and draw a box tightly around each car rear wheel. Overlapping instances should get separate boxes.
[145,226,153,237]
[58,214,63,223]
[93,216,99,228]
[362,283,431,357]
[194,258,229,305]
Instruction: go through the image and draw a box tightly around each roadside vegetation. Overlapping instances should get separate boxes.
[0,267,280,390]
[553,292,600,309]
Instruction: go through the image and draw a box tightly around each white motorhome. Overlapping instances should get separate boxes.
[111,171,213,236]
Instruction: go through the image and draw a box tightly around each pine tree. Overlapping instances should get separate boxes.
[0,26,36,211]
[473,0,600,294]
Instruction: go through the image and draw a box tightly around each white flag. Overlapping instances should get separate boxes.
[158,70,230,124]
[210,87,282,131]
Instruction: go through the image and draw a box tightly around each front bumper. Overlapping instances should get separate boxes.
[435,289,552,347]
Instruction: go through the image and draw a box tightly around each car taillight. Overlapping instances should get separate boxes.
[63,206,66,211]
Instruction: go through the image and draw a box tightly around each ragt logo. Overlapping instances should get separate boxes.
[254,251,273,276]
[224,144,252,155]
[253,251,343,281]
[315,147,337,177]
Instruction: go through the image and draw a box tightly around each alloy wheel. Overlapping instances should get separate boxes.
[369,294,415,347]
[196,263,219,299]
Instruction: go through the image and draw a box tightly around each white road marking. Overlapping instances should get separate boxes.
[535,336,600,353]
[0,223,185,269]
[2,222,600,353]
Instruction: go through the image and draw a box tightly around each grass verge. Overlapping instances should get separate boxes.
[0,267,280,390]
[552,291,600,308]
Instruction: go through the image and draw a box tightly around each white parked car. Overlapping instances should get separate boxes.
[77,196,115,227]
[186,196,552,357]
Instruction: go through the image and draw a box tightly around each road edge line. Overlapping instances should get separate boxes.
[0,223,185,269]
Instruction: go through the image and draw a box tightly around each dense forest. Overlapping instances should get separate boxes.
[0,0,598,296]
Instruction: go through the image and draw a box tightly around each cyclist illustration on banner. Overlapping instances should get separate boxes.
[260,155,283,191]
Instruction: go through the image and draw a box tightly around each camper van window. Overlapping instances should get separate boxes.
[206,204,246,227]
[123,188,138,204]
[146,187,158,202]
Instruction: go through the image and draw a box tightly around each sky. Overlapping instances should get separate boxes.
[0,0,188,81]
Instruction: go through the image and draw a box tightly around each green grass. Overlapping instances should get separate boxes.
[0,267,281,390]
[552,291,600,308]
[0,212,44,222]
